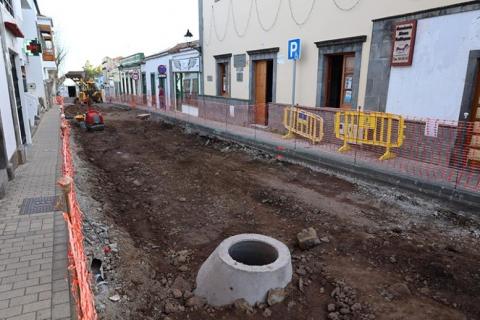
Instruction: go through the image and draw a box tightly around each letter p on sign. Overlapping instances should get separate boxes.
[288,38,301,60]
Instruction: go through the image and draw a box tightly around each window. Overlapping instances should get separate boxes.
[325,53,355,109]
[218,62,229,97]
[215,54,232,97]
[1,0,14,16]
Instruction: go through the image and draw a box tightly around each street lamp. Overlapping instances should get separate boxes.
[184,29,193,47]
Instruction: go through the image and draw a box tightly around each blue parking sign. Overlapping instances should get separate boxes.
[288,39,301,60]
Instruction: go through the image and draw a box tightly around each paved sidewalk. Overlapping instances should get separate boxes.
[110,102,480,206]
[0,108,72,320]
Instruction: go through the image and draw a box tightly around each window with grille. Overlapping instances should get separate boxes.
[0,0,14,16]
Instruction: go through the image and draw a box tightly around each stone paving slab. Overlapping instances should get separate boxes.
[0,108,72,320]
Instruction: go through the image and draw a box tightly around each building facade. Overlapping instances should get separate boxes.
[0,0,56,197]
[199,0,478,124]
[142,41,201,114]
[118,53,145,98]
[101,56,122,98]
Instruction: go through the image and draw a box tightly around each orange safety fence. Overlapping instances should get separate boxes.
[103,94,480,193]
[58,98,97,320]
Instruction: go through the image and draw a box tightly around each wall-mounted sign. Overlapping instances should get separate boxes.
[233,54,246,69]
[172,57,200,73]
[391,20,417,67]
[158,65,167,78]
[24,39,42,56]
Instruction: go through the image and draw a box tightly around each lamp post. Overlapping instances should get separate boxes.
[184,29,193,47]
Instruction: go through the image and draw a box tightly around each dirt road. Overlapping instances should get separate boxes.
[66,104,480,320]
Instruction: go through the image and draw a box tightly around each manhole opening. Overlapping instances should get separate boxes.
[19,196,58,215]
[228,240,278,266]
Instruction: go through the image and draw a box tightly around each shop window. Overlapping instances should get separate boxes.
[325,53,355,109]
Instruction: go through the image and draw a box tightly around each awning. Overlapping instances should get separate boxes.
[4,22,24,38]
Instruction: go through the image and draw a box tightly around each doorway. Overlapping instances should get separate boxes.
[325,53,355,109]
[254,59,273,125]
[68,86,76,97]
[467,64,480,167]
[10,53,26,144]
[141,72,147,104]
[150,73,156,107]
[158,76,166,109]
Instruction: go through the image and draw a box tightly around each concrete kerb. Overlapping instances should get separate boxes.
[147,111,480,210]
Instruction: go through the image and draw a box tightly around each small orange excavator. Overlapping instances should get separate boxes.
[74,98,105,131]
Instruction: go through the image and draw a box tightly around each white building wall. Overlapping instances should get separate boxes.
[143,54,171,107]
[386,10,480,121]
[0,50,18,159]
[201,0,473,107]
[22,5,46,103]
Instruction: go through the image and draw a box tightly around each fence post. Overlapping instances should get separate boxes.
[57,176,84,319]
[338,113,350,152]
[380,117,395,160]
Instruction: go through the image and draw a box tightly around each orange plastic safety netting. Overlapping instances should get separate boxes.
[60,102,98,320]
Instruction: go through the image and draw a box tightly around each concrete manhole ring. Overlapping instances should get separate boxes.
[195,234,292,306]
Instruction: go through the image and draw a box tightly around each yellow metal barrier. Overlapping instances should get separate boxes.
[283,107,324,144]
[335,111,405,160]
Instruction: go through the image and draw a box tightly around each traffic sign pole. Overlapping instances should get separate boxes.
[288,39,301,108]
[292,59,296,107]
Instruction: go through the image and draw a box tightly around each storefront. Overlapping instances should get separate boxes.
[142,42,200,111]
[118,53,145,99]
[171,54,200,115]
[142,52,170,109]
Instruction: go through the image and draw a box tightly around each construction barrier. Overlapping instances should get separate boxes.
[283,107,324,144]
[335,111,405,160]
[59,100,97,320]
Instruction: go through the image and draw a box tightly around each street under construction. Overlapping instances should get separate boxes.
[64,103,480,320]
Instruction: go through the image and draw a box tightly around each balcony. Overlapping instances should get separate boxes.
[42,48,55,62]
[38,24,55,62]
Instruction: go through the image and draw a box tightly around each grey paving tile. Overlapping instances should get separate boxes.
[0,108,72,319]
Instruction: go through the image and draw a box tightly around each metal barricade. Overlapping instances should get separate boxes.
[283,107,324,144]
[335,111,405,160]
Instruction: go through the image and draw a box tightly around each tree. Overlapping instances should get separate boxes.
[83,60,102,81]
[53,33,67,93]
[55,43,67,72]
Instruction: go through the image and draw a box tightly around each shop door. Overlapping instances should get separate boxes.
[10,53,26,144]
[325,53,355,109]
[158,77,166,109]
[254,60,268,125]
[467,67,480,167]
[150,73,156,107]
[141,72,147,104]
[175,73,184,111]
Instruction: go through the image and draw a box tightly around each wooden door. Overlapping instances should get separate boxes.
[340,54,355,109]
[467,67,480,166]
[254,60,268,125]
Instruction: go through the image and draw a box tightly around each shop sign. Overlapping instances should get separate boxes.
[158,65,167,78]
[24,39,42,56]
[132,71,139,81]
[172,57,200,72]
[120,53,145,68]
[391,20,417,67]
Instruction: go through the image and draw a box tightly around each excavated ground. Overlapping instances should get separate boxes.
[66,104,480,320]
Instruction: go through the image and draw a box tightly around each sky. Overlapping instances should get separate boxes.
[38,0,199,74]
